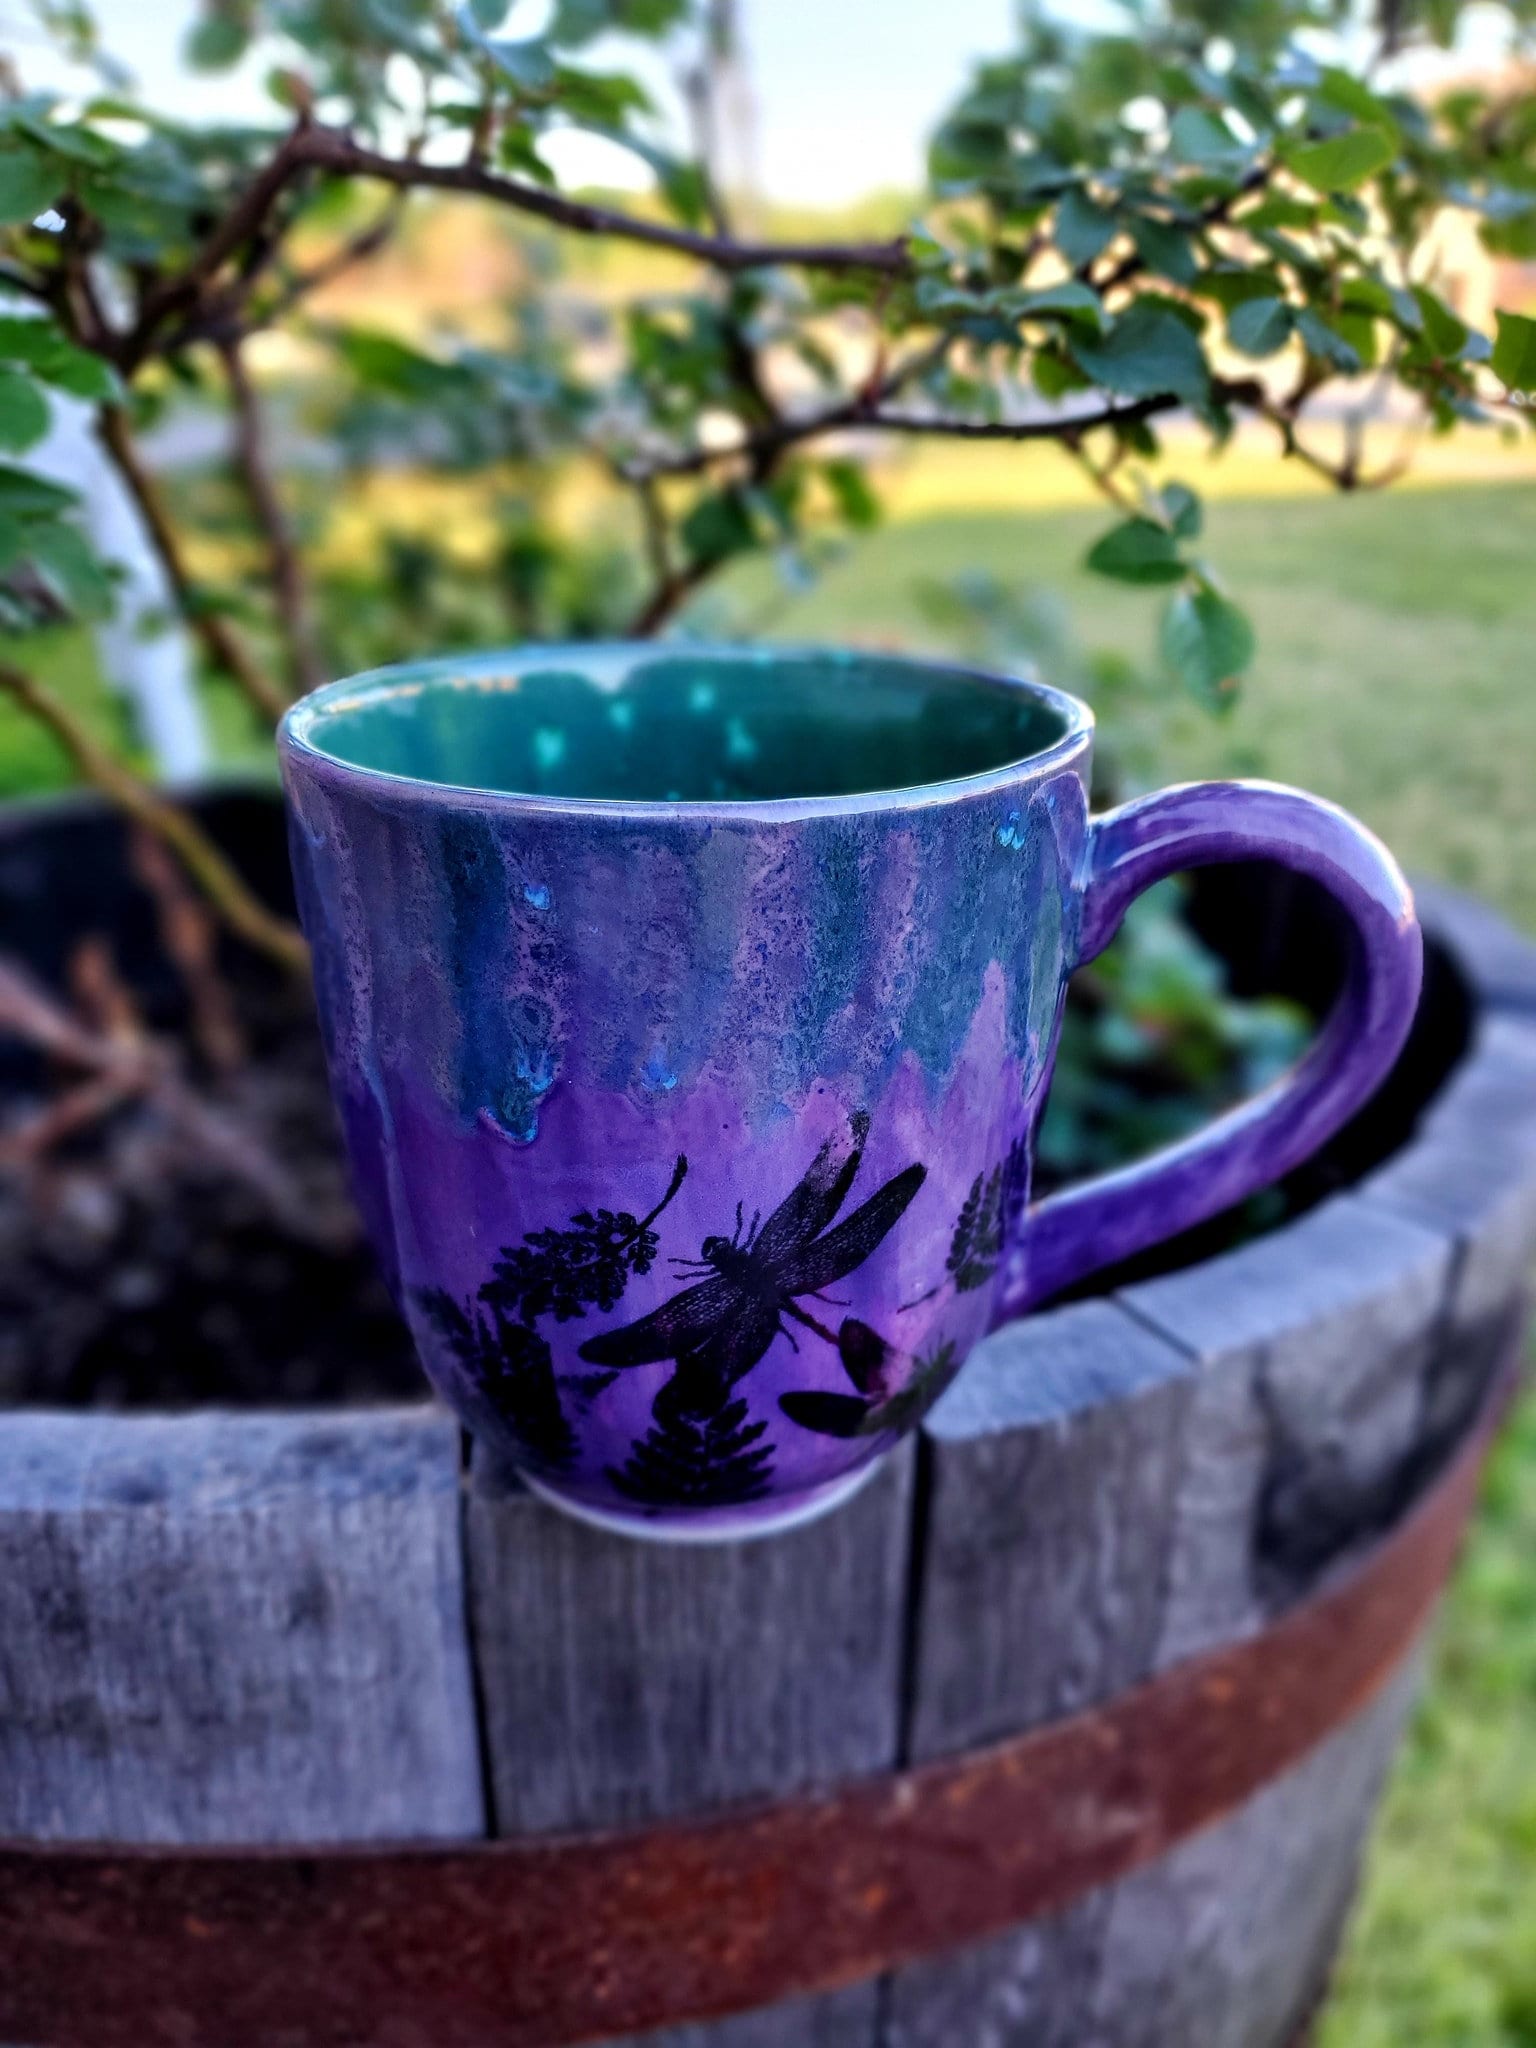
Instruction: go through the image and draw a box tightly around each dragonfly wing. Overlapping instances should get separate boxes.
[661,1297,787,1418]
[751,1110,871,1265]
[779,1162,927,1296]
[577,1274,741,1368]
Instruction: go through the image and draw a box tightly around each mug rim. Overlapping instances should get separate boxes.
[277,640,1095,822]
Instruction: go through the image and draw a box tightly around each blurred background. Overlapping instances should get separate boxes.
[1,3,1533,2040]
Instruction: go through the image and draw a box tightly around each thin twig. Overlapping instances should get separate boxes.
[127,119,322,366]
[0,948,344,1243]
[251,193,407,328]
[0,663,308,974]
[618,337,949,483]
[129,829,247,1074]
[624,555,718,637]
[172,193,408,350]
[1068,434,1139,512]
[219,338,326,696]
[96,404,291,725]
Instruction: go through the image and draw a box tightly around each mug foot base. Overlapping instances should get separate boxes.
[519,1458,884,1545]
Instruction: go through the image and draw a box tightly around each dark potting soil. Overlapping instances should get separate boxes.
[0,963,420,1410]
[0,789,420,1411]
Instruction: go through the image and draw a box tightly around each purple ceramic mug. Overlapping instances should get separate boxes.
[279,644,1421,1541]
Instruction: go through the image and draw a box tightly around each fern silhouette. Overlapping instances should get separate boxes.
[905,1137,1029,1311]
[482,1154,687,1325]
[417,1288,577,1474]
[948,1166,1005,1292]
[607,1387,774,1509]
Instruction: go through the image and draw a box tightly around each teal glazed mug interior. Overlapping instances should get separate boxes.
[279,644,1423,1541]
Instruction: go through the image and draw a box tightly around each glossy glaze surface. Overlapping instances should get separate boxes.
[281,645,1421,1537]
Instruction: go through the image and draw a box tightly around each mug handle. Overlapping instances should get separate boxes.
[997,780,1423,1322]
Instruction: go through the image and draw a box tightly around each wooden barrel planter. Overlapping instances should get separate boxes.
[2,792,1535,2048]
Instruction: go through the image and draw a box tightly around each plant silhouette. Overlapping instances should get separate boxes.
[419,1155,687,1474]
[780,1333,960,1441]
[905,1137,1030,1309]
[482,1155,687,1324]
[417,1289,577,1474]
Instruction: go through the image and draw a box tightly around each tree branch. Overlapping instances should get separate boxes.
[219,338,326,696]
[0,663,308,974]
[127,119,322,367]
[299,128,908,273]
[628,386,1192,483]
[124,119,909,368]
[96,404,290,725]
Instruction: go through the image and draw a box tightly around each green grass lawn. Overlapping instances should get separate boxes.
[3,467,1534,2042]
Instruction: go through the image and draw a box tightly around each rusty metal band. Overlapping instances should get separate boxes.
[0,1361,1518,2048]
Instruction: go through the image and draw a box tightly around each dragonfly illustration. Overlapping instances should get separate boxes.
[577,1111,926,1420]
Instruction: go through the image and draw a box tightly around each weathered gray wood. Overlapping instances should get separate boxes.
[884,1193,1464,2048]
[1363,1014,1536,1312]
[0,1405,483,1844]
[1077,1646,1425,2048]
[884,1650,1423,2048]
[1121,1193,1455,1657]
[466,1443,914,2048]
[908,1299,1194,1760]
[1413,875,1536,1016]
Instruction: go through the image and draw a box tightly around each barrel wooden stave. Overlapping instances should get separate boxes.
[466,1442,914,2048]
[0,1407,481,1844]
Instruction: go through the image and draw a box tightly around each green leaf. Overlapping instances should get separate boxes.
[1334,308,1380,370]
[0,508,24,574]
[1169,106,1244,168]
[8,113,116,167]
[1160,585,1255,711]
[1243,195,1319,232]
[821,458,880,530]
[1071,302,1208,403]
[0,317,119,401]
[681,486,756,568]
[0,148,60,224]
[1410,287,1469,359]
[1011,280,1104,326]
[548,0,687,43]
[0,368,49,453]
[1129,215,1197,285]
[1157,481,1202,539]
[0,462,75,514]
[1085,517,1186,584]
[481,36,557,92]
[331,328,462,398]
[1055,187,1117,266]
[24,516,113,619]
[1314,68,1401,148]
[1032,347,1089,399]
[1284,126,1395,194]
[1492,310,1536,395]
[1295,306,1362,373]
[185,15,251,70]
[1227,296,1294,357]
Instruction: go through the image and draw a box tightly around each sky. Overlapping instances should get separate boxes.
[0,0,1020,203]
